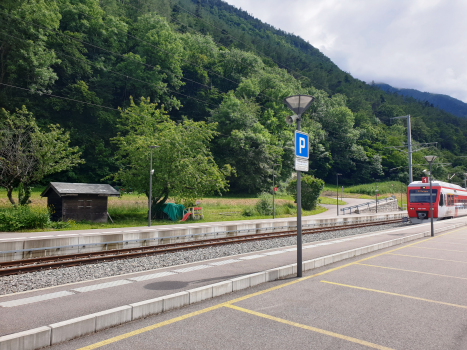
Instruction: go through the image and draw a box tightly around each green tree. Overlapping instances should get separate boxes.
[287,175,324,210]
[0,106,83,206]
[112,97,229,218]
[211,92,283,193]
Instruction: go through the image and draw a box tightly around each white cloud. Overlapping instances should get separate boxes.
[223,0,467,102]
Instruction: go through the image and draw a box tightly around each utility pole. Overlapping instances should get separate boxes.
[336,173,342,216]
[388,115,437,184]
[375,181,379,213]
[272,164,279,219]
[148,145,159,227]
[389,115,412,183]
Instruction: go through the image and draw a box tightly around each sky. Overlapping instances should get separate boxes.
[223,0,467,103]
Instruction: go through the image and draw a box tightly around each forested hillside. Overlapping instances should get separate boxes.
[2,0,467,194]
[375,83,467,119]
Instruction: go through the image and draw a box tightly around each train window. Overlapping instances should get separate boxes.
[439,194,444,206]
[409,189,438,203]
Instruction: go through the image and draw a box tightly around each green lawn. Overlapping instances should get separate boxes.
[1,181,409,232]
[0,187,336,231]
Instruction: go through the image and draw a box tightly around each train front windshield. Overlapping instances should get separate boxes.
[409,189,438,203]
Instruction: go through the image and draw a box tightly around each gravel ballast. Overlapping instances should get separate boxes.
[0,222,408,295]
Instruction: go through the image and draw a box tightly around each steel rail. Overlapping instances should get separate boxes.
[0,219,403,276]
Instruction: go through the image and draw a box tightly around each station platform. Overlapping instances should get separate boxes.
[1,216,466,350]
[0,208,406,262]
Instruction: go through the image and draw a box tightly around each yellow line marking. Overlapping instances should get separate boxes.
[356,263,467,281]
[390,253,467,264]
[321,280,467,309]
[77,228,463,349]
[420,241,467,246]
[411,246,467,253]
[225,304,394,350]
[76,304,225,350]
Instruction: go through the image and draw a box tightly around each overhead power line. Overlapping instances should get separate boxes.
[71,5,283,105]
[173,2,312,83]
[0,11,212,90]
[0,30,220,109]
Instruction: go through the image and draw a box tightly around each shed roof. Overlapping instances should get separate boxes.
[41,182,120,197]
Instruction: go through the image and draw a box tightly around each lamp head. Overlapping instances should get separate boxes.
[283,95,315,115]
[424,155,437,163]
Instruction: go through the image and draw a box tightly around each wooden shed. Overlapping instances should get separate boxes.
[41,182,120,223]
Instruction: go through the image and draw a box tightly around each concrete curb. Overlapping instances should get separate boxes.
[1,221,465,350]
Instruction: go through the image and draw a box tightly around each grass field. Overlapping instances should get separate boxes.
[0,181,406,232]
[0,187,335,231]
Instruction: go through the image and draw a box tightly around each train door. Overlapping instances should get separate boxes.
[438,189,446,219]
[455,195,459,217]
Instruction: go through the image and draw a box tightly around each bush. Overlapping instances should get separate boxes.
[241,206,255,217]
[255,193,273,216]
[49,220,74,229]
[0,206,50,231]
[287,175,325,210]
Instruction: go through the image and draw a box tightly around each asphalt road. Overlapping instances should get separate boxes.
[45,223,467,350]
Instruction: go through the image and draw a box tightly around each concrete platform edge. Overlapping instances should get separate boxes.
[2,222,465,350]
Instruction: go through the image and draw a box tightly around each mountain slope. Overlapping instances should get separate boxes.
[375,83,467,118]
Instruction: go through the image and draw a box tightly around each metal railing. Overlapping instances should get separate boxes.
[340,196,398,215]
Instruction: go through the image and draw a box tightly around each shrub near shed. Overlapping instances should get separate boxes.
[287,175,325,210]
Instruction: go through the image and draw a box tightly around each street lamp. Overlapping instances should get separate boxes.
[336,173,342,216]
[272,163,279,219]
[464,173,467,189]
[148,145,160,227]
[424,155,437,237]
[375,181,379,214]
[284,94,314,278]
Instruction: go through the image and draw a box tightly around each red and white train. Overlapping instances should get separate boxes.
[407,180,467,224]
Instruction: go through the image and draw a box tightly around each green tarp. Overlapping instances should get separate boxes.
[162,203,185,221]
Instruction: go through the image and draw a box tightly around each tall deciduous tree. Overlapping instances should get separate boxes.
[0,106,83,206]
[112,97,229,218]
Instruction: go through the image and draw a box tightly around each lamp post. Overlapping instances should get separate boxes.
[284,94,315,278]
[272,163,279,219]
[148,145,160,227]
[400,181,403,210]
[336,173,342,216]
[375,182,379,214]
[464,173,467,189]
[424,156,437,237]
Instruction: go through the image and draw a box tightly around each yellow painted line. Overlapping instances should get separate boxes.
[77,228,463,349]
[225,304,394,350]
[226,228,461,305]
[412,246,467,253]
[421,241,467,247]
[321,280,467,309]
[390,253,467,264]
[356,263,467,281]
[76,304,225,350]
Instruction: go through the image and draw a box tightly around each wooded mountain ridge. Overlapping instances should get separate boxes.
[375,83,467,119]
[2,0,467,194]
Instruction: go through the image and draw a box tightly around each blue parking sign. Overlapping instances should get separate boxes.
[295,131,309,159]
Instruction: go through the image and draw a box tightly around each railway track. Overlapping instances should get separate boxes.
[0,219,403,276]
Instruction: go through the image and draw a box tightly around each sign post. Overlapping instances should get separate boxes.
[294,130,309,277]
[284,94,315,278]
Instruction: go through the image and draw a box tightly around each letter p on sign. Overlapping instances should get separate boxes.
[300,137,306,153]
[295,131,309,159]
